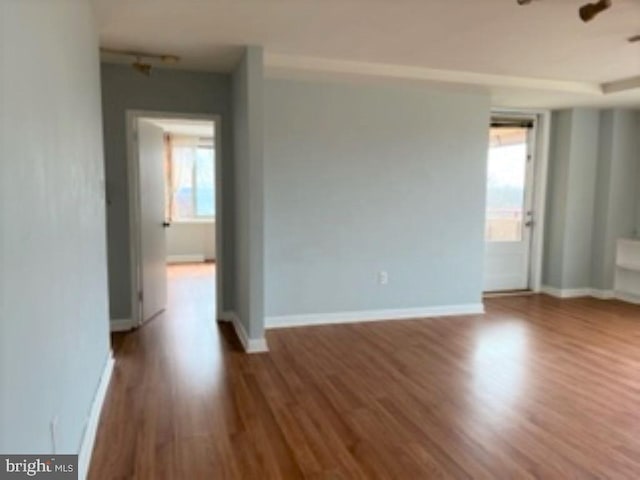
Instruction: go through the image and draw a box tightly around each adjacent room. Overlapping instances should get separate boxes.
[2,0,640,479]
[159,118,217,266]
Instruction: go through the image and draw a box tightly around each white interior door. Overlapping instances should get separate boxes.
[483,122,535,292]
[137,119,168,323]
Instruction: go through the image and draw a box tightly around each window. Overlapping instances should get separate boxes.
[167,135,215,221]
[485,128,528,242]
[195,147,215,217]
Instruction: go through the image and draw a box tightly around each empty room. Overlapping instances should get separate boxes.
[2,0,640,479]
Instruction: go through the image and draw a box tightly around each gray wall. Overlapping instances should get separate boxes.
[0,0,111,453]
[544,108,640,291]
[264,78,490,318]
[100,64,234,320]
[544,111,573,288]
[591,111,615,290]
[166,222,216,261]
[561,109,600,289]
[231,47,265,340]
[591,110,639,289]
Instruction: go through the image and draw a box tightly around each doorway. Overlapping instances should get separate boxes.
[483,115,539,293]
[127,112,221,327]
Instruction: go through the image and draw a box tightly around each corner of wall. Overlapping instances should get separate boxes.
[545,107,640,293]
[231,45,266,345]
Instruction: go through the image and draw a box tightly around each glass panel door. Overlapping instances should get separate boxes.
[483,123,535,292]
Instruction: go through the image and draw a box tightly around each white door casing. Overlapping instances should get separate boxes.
[126,111,221,329]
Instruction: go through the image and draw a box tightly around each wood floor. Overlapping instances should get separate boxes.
[90,264,640,479]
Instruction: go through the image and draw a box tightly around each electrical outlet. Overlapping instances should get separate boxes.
[378,270,389,285]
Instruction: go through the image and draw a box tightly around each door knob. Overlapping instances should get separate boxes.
[162,221,171,228]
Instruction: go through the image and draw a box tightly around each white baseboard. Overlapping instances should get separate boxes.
[78,352,114,480]
[614,291,640,304]
[222,311,269,353]
[265,303,485,329]
[167,254,206,264]
[589,289,615,300]
[541,285,615,299]
[541,285,590,298]
[110,318,133,332]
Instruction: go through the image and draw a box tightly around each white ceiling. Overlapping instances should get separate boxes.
[93,0,640,108]
[147,118,214,138]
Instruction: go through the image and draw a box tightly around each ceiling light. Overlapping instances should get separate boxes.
[579,0,612,22]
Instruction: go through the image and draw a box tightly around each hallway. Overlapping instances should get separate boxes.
[90,264,640,479]
[89,263,240,478]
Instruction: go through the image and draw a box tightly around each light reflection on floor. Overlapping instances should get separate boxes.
[162,263,223,395]
[471,320,530,429]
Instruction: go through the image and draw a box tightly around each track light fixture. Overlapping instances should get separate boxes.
[100,48,180,76]
[579,0,612,22]
[132,57,152,76]
[516,0,614,23]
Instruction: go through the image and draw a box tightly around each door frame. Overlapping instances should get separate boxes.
[125,110,223,328]
[488,108,551,293]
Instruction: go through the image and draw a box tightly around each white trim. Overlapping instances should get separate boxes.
[213,116,224,318]
[78,353,114,480]
[265,53,602,95]
[602,76,640,95]
[126,111,223,326]
[615,291,640,304]
[530,110,551,293]
[590,289,615,300]
[265,53,639,98]
[541,285,590,298]
[541,285,615,299]
[110,318,133,332]
[223,311,269,353]
[166,254,206,264]
[266,303,485,329]
[126,112,142,327]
